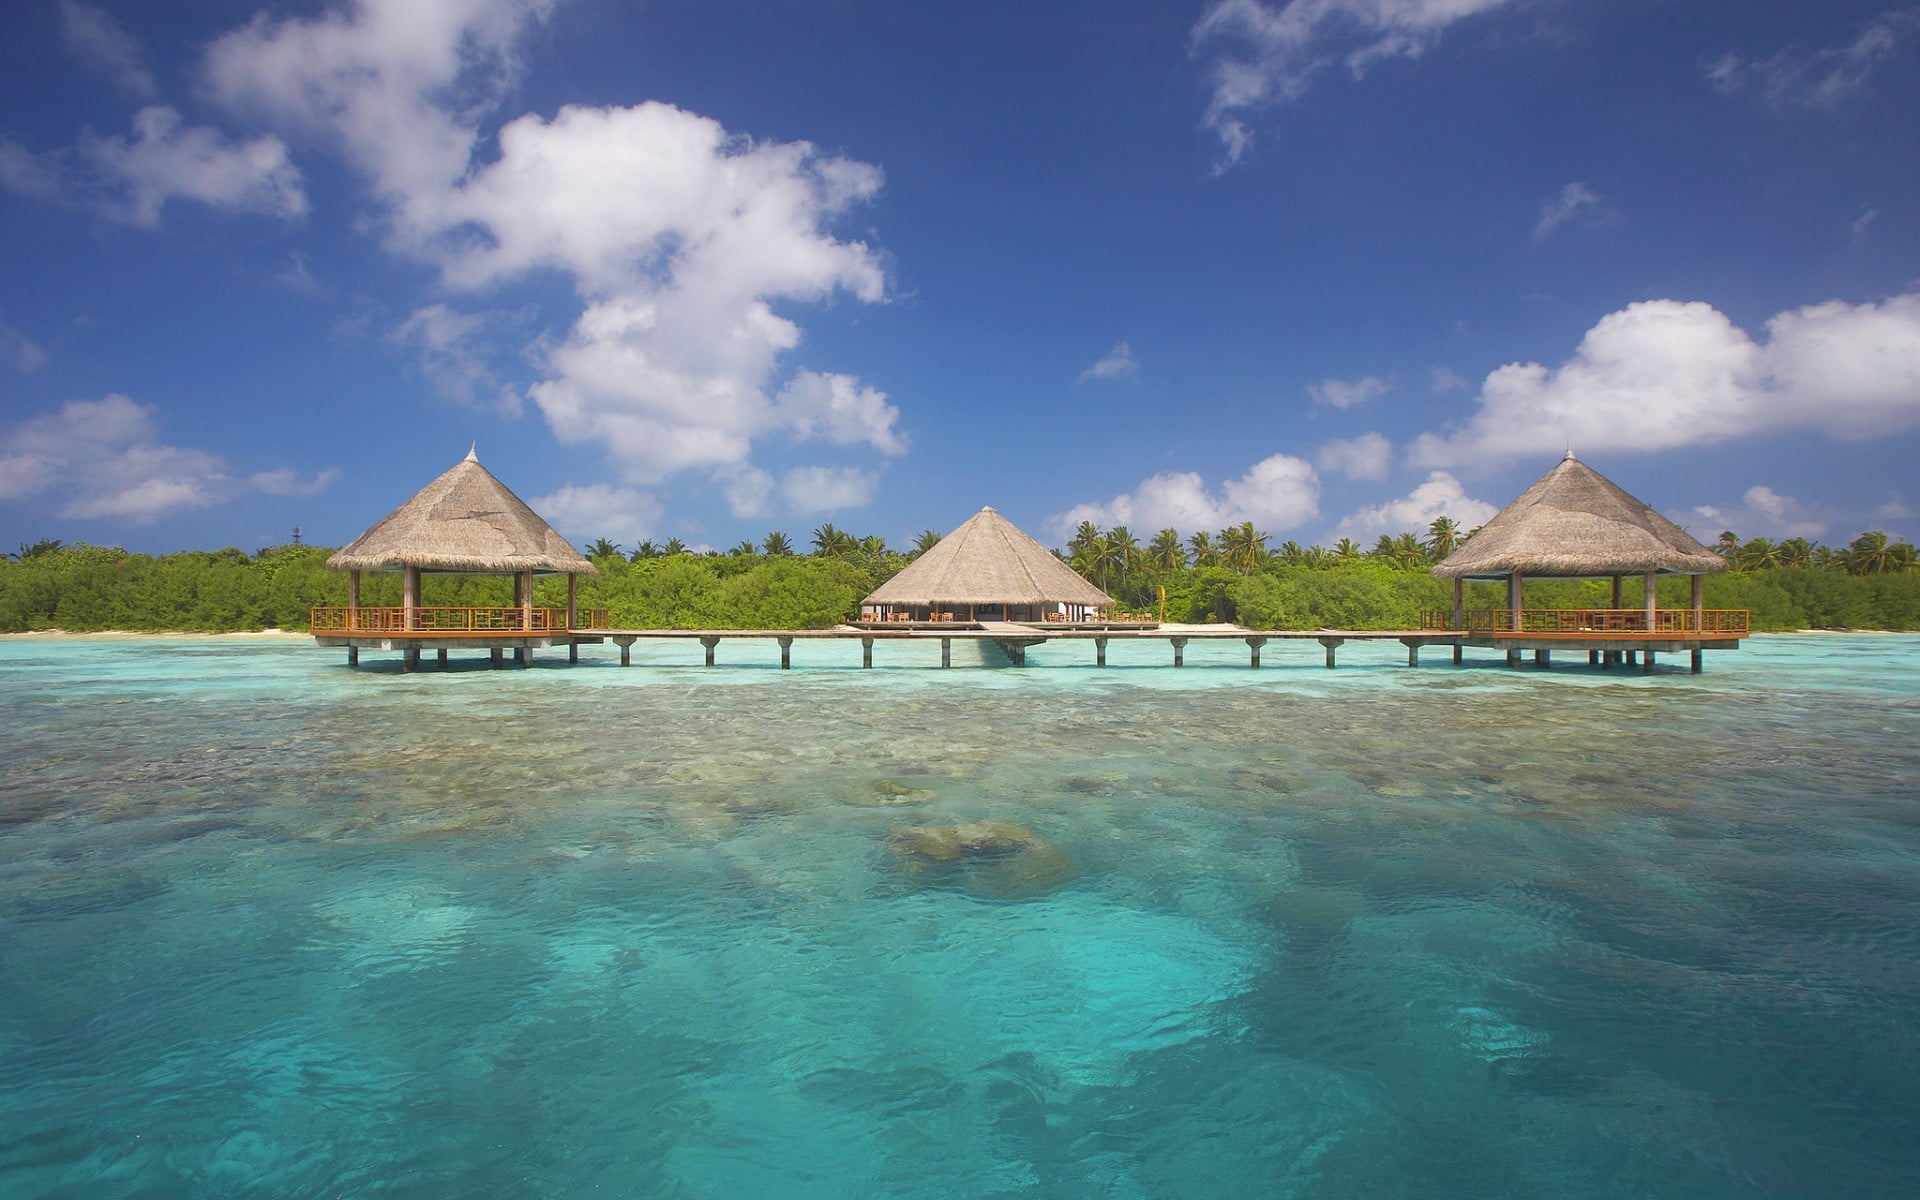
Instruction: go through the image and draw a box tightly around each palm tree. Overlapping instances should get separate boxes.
[628,540,659,561]
[1777,538,1815,568]
[1147,528,1186,571]
[1333,537,1361,562]
[1221,522,1266,575]
[729,540,757,557]
[809,523,853,558]
[858,534,890,560]
[762,531,794,556]
[913,529,942,554]
[583,537,622,560]
[1736,537,1780,571]
[661,537,688,556]
[1370,534,1398,560]
[16,539,64,559]
[1106,526,1139,587]
[1425,516,1460,560]
[1847,531,1894,574]
[1715,530,1741,560]
[1067,520,1101,562]
[1275,540,1306,566]
[1090,534,1125,594]
[1187,530,1218,567]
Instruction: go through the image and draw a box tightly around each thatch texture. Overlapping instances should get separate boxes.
[1433,452,1725,579]
[328,448,596,575]
[865,507,1112,607]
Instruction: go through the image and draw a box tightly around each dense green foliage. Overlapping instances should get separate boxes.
[3,519,1916,633]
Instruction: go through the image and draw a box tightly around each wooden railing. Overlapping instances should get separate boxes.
[311,606,607,633]
[1419,608,1749,634]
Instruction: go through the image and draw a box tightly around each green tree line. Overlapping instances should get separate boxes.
[3,519,1915,633]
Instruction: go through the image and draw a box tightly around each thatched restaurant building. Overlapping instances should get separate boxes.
[862,506,1113,624]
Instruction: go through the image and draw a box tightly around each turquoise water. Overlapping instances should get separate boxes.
[2,634,1917,1198]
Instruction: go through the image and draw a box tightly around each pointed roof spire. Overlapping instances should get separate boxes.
[466,442,479,463]
[1432,455,1723,580]
[327,450,595,575]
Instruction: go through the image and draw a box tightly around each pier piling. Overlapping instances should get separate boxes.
[941,638,951,669]
[701,636,719,667]
[778,636,793,670]
[1094,637,1108,668]
[861,637,874,669]
[1246,637,1265,668]
[1318,636,1343,669]
[1171,637,1187,667]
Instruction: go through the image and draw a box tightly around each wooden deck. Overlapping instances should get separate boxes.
[312,605,1747,673]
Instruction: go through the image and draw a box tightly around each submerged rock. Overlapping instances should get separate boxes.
[885,822,1075,898]
[847,779,936,807]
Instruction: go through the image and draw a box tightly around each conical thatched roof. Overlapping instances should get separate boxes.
[865,507,1112,607]
[328,448,596,575]
[1432,452,1724,580]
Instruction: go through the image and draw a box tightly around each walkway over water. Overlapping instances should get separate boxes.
[312,606,1747,674]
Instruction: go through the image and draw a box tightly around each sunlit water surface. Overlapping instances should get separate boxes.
[2,634,1917,1198]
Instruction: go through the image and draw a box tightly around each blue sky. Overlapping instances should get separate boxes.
[2,0,1916,556]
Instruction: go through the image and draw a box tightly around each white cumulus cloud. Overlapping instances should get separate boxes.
[1315,432,1393,480]
[80,106,306,227]
[781,466,878,514]
[1332,471,1498,541]
[1053,452,1320,536]
[1411,292,1920,467]
[530,483,664,547]
[205,5,895,490]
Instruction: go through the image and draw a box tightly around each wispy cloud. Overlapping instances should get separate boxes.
[1533,181,1603,241]
[1308,373,1389,408]
[1706,7,1920,111]
[0,315,47,373]
[58,0,157,99]
[0,394,334,524]
[1192,0,1526,169]
[1078,341,1139,383]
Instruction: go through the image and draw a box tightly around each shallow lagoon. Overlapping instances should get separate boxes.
[2,634,1917,1197]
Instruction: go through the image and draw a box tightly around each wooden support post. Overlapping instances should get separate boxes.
[1611,574,1622,611]
[1643,651,1656,675]
[615,636,634,667]
[491,647,503,668]
[568,641,578,664]
[861,637,874,669]
[1626,650,1637,666]
[516,646,530,668]
[403,565,421,630]
[1170,637,1187,668]
[940,637,951,669]
[404,647,419,672]
[701,636,719,667]
[1691,649,1704,674]
[1318,636,1343,669]
[1451,578,1463,630]
[348,569,362,630]
[1643,569,1658,633]
[1452,644,1463,665]
[1589,650,1599,665]
[1534,649,1550,669]
[778,636,793,670]
[1246,637,1265,669]
[347,646,359,669]
[1402,638,1420,668]
[567,573,578,631]
[437,648,448,669]
[1506,649,1522,668]
[521,569,534,633]
[1508,569,1523,632]
[1691,573,1704,633]
[1094,637,1108,668]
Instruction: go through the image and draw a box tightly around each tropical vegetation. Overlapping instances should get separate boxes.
[2,520,1915,633]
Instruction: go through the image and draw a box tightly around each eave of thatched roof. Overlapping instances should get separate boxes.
[1432,452,1725,580]
[326,448,596,575]
[865,506,1113,607]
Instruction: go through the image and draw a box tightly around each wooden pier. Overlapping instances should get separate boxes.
[312,606,1747,673]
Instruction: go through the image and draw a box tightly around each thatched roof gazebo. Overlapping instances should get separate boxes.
[325,447,595,649]
[863,506,1113,623]
[1431,450,1728,645]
